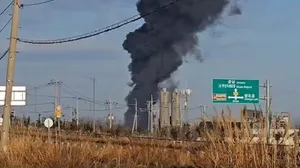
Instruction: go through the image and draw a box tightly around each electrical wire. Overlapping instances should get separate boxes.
[0,17,12,61]
[27,106,71,114]
[21,0,54,7]
[26,110,53,114]
[61,83,92,101]
[17,0,182,44]
[61,87,77,97]
[60,87,106,106]
[0,17,12,34]
[26,83,52,91]
[0,47,9,60]
[79,106,126,112]
[0,1,13,17]
[26,93,74,99]
[25,102,54,106]
[26,92,106,106]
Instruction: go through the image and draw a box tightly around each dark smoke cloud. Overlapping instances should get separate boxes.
[123,0,240,130]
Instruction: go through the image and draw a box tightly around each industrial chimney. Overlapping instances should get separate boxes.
[159,88,170,129]
[171,89,181,127]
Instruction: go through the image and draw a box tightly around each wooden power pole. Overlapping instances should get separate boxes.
[1,0,21,151]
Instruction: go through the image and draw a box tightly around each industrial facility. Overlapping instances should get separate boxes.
[196,108,299,145]
[140,87,192,137]
[146,87,299,145]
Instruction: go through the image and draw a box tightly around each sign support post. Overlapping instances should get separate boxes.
[55,105,62,141]
[44,118,54,142]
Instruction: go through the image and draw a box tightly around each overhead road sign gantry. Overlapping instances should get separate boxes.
[212,79,259,104]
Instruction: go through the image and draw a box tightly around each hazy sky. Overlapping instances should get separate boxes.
[0,0,299,123]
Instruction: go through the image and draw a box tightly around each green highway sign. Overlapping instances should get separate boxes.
[212,79,260,104]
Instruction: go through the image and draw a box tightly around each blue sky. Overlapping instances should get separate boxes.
[1,0,300,124]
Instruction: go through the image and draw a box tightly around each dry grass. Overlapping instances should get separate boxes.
[0,109,299,168]
[0,135,298,168]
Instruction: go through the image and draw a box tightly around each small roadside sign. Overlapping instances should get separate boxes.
[44,118,53,128]
[55,105,62,118]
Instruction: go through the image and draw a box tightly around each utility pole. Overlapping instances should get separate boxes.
[265,80,271,143]
[147,101,151,132]
[108,100,112,130]
[85,77,96,133]
[1,0,21,151]
[150,95,154,134]
[49,79,62,140]
[261,80,271,144]
[54,80,58,122]
[132,98,138,134]
[105,99,117,131]
[56,80,62,137]
[34,87,37,114]
[76,94,79,129]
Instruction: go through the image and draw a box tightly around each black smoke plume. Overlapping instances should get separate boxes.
[123,0,239,130]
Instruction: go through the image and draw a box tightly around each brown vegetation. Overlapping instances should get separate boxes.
[0,132,299,168]
[1,109,299,167]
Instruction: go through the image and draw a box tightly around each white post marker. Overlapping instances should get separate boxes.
[44,118,53,141]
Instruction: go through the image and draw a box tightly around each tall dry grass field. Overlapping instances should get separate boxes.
[0,111,299,168]
[0,134,298,167]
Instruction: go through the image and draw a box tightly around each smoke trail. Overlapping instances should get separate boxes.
[123,0,239,130]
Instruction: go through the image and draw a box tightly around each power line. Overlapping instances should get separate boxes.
[0,1,13,17]
[61,87,77,97]
[79,106,126,112]
[27,110,53,114]
[27,106,70,114]
[0,48,9,60]
[0,17,12,34]
[61,83,91,101]
[17,0,181,44]
[26,93,105,106]
[25,102,54,106]
[21,0,55,7]
[26,83,52,91]
[26,93,77,99]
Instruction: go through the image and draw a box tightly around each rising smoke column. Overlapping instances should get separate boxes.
[123,0,232,130]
